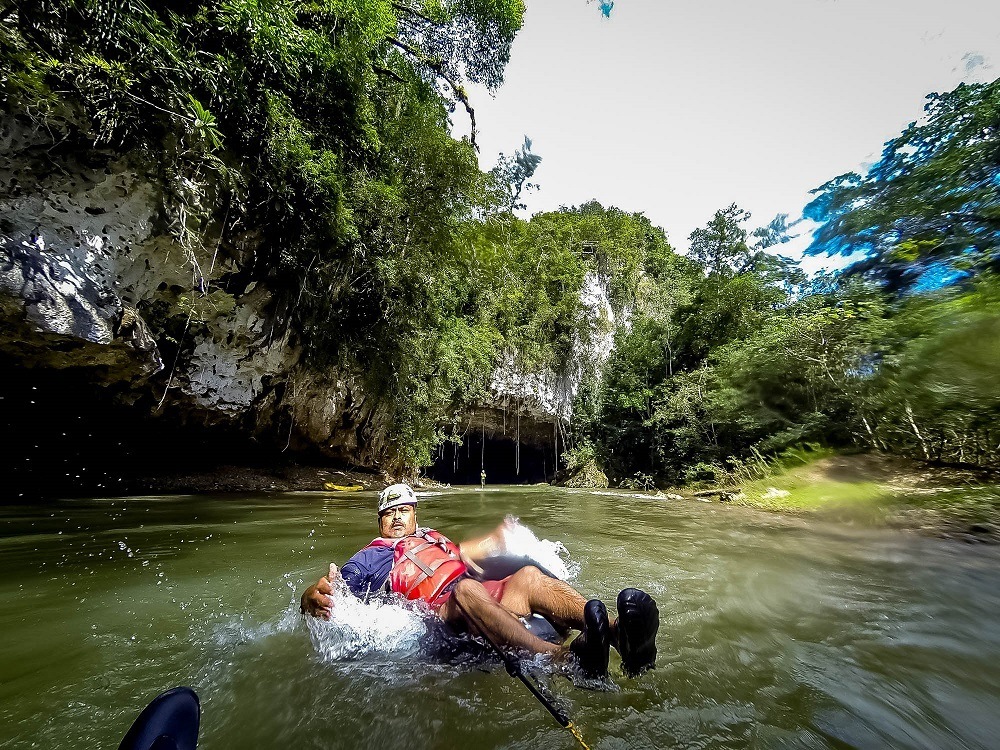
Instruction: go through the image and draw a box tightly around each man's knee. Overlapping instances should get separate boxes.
[441,578,484,624]
[452,576,487,604]
[510,565,546,588]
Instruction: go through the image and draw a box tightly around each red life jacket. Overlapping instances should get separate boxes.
[366,529,467,606]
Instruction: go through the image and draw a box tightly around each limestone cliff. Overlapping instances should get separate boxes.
[487,270,618,425]
[0,116,389,471]
[2,110,629,491]
[1,115,612,484]
[436,270,621,483]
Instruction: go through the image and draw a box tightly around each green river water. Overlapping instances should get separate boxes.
[2,486,999,749]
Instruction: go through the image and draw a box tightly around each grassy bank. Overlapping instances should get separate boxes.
[706,450,1000,543]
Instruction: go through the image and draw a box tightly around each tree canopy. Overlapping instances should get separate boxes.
[5,9,999,479]
[805,79,1000,292]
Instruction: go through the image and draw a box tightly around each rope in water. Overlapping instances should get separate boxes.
[568,722,592,750]
[455,599,592,750]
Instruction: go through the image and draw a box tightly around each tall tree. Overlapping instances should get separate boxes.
[388,0,526,148]
[687,203,753,279]
[805,79,1000,292]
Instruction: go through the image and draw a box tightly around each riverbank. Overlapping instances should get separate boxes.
[129,463,469,495]
[683,452,1000,544]
[134,463,382,495]
[136,451,1000,547]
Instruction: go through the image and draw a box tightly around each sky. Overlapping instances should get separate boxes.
[458,0,1000,272]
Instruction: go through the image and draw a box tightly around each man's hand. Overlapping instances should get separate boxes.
[300,563,339,619]
[459,516,515,565]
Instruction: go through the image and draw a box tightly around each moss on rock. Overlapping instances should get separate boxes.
[563,458,609,489]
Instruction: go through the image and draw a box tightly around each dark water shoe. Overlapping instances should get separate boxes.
[617,588,659,677]
[570,599,611,678]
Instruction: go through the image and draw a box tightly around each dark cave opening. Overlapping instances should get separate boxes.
[0,356,565,498]
[0,358,281,500]
[424,430,558,485]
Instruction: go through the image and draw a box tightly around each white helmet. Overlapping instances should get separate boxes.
[377,483,418,513]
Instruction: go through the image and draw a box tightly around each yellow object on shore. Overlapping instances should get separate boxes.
[323,482,364,492]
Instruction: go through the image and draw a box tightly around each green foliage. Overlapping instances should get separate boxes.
[710,282,891,451]
[720,444,838,486]
[2,0,531,470]
[687,203,752,278]
[859,274,1000,465]
[492,135,541,211]
[561,441,595,473]
[578,110,1000,488]
[579,203,889,485]
[565,80,1000,487]
[185,94,223,151]
[806,79,1000,291]
[683,462,722,486]
[619,471,656,491]
[392,0,525,92]
[464,201,666,375]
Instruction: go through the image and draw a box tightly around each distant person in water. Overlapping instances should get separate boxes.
[300,483,659,678]
[480,469,487,489]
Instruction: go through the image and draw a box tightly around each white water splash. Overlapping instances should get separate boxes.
[306,584,428,662]
[305,519,580,662]
[498,516,579,581]
[211,601,302,648]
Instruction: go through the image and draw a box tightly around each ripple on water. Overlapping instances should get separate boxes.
[4,490,1000,750]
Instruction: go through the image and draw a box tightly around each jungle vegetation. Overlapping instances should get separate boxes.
[570,78,1000,485]
[3,3,998,480]
[1,0,659,469]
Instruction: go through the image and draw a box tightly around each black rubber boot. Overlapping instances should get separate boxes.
[616,588,659,677]
[570,599,611,678]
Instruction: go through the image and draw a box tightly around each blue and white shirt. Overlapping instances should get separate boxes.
[340,527,433,600]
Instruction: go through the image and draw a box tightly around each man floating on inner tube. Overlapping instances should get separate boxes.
[300,483,659,679]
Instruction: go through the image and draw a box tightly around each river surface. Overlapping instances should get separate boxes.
[2,486,999,749]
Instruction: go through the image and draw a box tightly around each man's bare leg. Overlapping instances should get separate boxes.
[494,568,614,678]
[440,578,562,655]
[496,565,591,632]
[499,566,624,675]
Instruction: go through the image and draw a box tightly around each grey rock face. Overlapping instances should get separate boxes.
[0,116,165,378]
[0,238,163,377]
[2,240,117,342]
[0,115,387,465]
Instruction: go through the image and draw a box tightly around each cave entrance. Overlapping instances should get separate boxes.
[425,430,557,485]
[0,355,277,500]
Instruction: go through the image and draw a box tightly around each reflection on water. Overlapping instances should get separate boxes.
[1,487,999,749]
